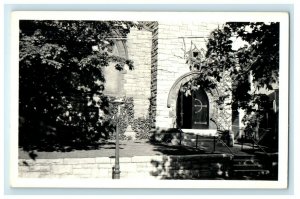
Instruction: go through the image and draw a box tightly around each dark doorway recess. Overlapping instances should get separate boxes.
[177,87,209,129]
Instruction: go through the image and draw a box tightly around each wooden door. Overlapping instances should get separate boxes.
[191,88,209,129]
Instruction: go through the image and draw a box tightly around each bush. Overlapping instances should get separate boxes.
[131,117,152,139]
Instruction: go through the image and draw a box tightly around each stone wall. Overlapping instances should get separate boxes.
[19,156,161,179]
[18,154,233,179]
[104,22,233,134]
[150,21,232,130]
[123,28,152,118]
[103,28,152,121]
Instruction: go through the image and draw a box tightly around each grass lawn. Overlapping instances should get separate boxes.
[19,139,253,160]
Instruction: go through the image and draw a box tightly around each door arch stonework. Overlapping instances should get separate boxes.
[167,71,219,129]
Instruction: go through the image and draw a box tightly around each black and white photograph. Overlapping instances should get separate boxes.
[9,11,289,188]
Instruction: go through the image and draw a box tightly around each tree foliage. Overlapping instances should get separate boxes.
[189,22,279,137]
[208,22,279,136]
[19,20,136,151]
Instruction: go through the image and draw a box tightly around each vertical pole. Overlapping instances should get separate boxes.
[180,90,184,128]
[195,135,198,149]
[213,136,216,152]
[113,105,121,179]
[180,90,183,146]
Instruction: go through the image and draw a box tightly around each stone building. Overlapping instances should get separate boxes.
[104,21,235,140]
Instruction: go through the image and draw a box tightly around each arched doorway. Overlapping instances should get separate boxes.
[176,86,209,129]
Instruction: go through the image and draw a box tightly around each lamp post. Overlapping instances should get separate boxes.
[112,97,124,179]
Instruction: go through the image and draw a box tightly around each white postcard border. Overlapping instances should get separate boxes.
[9,11,289,189]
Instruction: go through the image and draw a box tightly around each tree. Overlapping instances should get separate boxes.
[185,22,279,147]
[205,22,279,146]
[19,20,135,151]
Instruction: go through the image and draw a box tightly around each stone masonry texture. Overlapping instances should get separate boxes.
[103,21,232,133]
[18,154,233,179]
[124,28,152,118]
[149,21,232,130]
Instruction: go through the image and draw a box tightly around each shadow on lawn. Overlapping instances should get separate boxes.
[148,141,232,180]
[147,138,278,180]
[20,139,124,160]
[150,142,206,155]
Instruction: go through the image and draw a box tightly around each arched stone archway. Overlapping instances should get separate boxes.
[166,71,220,129]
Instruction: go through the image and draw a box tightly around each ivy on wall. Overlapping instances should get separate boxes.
[108,97,151,140]
[132,117,152,139]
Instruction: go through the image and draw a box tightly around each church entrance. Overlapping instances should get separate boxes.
[176,86,209,129]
